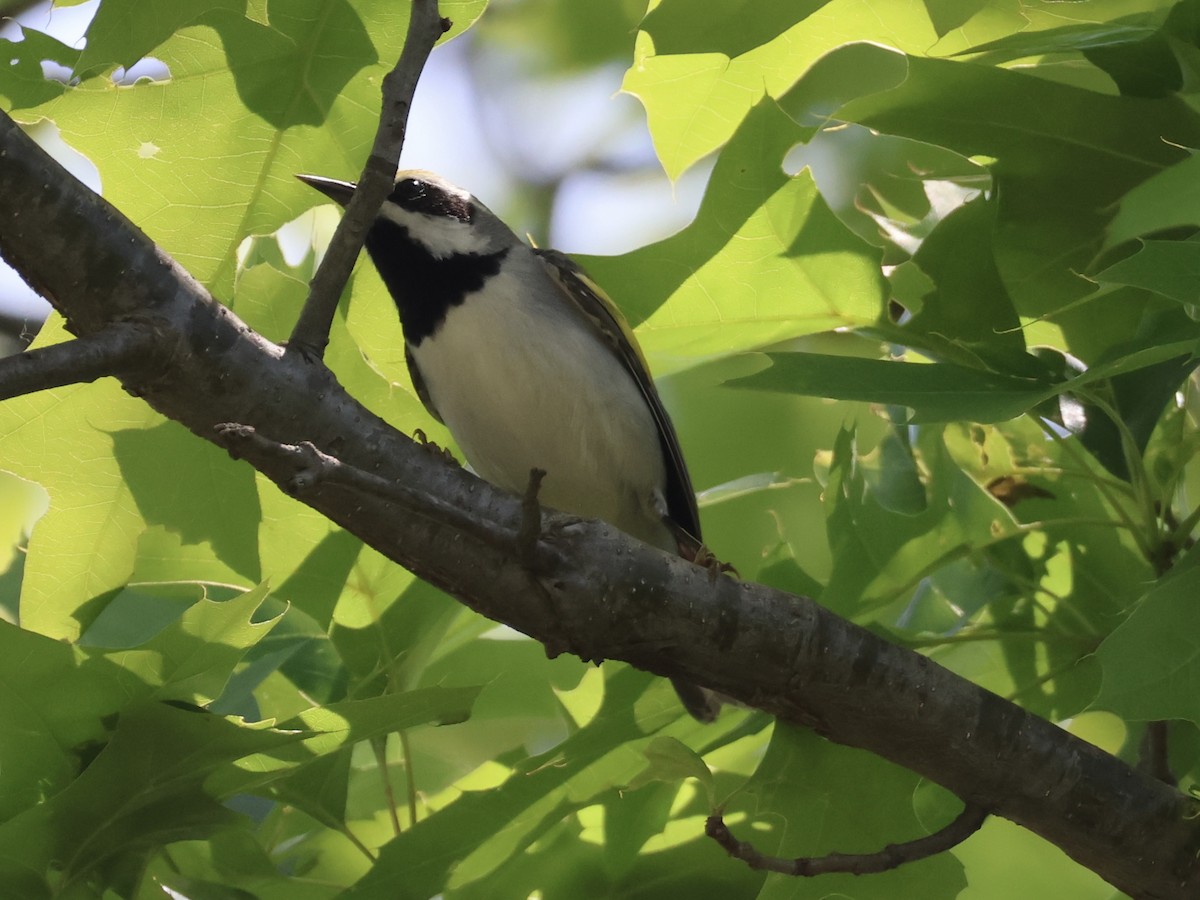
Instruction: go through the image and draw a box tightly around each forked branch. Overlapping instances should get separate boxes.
[0,320,160,401]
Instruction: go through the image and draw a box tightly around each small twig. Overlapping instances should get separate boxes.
[287,0,450,358]
[214,424,519,558]
[706,804,988,876]
[399,729,420,827]
[517,467,547,568]
[371,736,404,834]
[0,320,159,401]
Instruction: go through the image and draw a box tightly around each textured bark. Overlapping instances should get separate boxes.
[2,111,1199,899]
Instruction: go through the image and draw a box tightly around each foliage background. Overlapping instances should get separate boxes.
[3,0,1200,896]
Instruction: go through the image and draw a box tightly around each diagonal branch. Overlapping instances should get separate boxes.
[0,320,161,401]
[286,0,450,358]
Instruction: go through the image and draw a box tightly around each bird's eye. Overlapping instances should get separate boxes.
[391,178,427,206]
[390,177,472,223]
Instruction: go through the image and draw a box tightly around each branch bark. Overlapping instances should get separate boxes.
[1,110,1199,900]
[706,805,989,876]
[0,320,158,400]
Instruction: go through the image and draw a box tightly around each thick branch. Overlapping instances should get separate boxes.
[287,0,449,357]
[2,110,1200,899]
[0,320,160,400]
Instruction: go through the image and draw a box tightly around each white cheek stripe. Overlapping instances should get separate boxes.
[380,203,491,259]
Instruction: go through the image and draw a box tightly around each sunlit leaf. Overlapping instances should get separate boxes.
[1106,153,1200,250]
[624,0,939,179]
[584,100,888,359]
[1092,240,1200,307]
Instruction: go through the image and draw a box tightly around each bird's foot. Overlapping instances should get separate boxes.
[412,428,457,465]
[688,542,739,583]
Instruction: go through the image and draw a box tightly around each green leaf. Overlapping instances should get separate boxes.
[639,0,833,57]
[138,584,280,705]
[624,0,939,179]
[730,723,968,898]
[75,0,246,76]
[1081,0,1200,99]
[11,1,484,298]
[209,685,482,798]
[729,353,1054,423]
[0,621,142,823]
[786,42,1200,320]
[340,667,751,899]
[480,0,643,70]
[899,196,1025,364]
[112,420,263,583]
[953,816,1115,899]
[0,472,45,576]
[922,0,993,37]
[338,667,655,899]
[816,426,1024,618]
[600,781,682,879]
[1095,552,1200,724]
[0,25,78,109]
[953,21,1162,66]
[789,122,991,258]
[582,100,888,359]
[1069,307,1198,481]
[1092,240,1200,307]
[1106,153,1200,250]
[0,702,296,893]
[0,320,154,639]
[631,736,715,805]
[77,583,202,649]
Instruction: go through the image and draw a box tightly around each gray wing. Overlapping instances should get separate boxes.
[405,343,443,424]
[535,248,702,543]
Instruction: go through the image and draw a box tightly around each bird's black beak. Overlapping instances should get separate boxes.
[296,173,356,208]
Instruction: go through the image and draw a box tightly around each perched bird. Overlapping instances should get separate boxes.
[298,170,719,722]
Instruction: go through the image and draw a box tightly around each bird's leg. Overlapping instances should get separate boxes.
[517,467,547,569]
[515,468,574,658]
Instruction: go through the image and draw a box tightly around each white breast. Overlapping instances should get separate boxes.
[409,254,672,548]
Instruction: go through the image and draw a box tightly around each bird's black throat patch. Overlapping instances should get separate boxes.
[364,218,509,346]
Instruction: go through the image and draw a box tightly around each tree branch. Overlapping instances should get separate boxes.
[706,805,989,876]
[2,107,1200,899]
[214,424,533,563]
[0,320,160,400]
[287,0,450,358]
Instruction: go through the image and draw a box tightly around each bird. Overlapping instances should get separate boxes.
[298,169,720,722]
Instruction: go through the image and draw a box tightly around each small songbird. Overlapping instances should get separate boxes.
[298,170,719,722]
